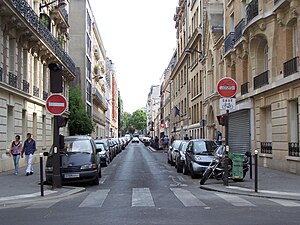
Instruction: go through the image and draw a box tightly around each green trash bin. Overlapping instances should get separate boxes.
[228,153,245,181]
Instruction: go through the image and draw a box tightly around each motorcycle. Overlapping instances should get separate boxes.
[200,146,249,185]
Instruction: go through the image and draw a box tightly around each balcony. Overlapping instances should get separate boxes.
[246,0,258,24]
[234,19,245,43]
[274,0,280,4]
[283,57,299,77]
[33,85,39,97]
[43,91,49,101]
[8,0,75,74]
[224,32,235,54]
[289,142,299,157]
[0,67,2,81]
[261,142,272,154]
[92,88,108,111]
[241,82,249,95]
[22,80,29,93]
[254,71,269,89]
[8,72,18,88]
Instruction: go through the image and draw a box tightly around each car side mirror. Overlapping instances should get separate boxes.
[43,152,49,157]
[96,148,101,153]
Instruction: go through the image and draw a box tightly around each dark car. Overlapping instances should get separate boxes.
[184,139,218,178]
[175,140,189,173]
[98,138,116,161]
[167,140,183,166]
[45,136,101,185]
[94,140,110,167]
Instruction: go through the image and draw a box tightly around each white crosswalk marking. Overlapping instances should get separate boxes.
[132,188,155,207]
[79,189,110,208]
[269,199,300,207]
[26,199,61,209]
[215,193,255,207]
[171,188,206,207]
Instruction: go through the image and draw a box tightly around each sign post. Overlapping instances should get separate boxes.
[46,94,67,189]
[217,77,237,186]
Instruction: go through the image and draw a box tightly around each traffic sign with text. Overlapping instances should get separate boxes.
[217,77,237,98]
[46,94,67,115]
[219,98,236,110]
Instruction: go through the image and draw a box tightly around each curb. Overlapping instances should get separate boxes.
[0,186,86,206]
[200,185,300,202]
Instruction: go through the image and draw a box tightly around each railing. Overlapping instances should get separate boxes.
[234,19,245,43]
[254,70,269,89]
[289,142,299,157]
[92,88,108,110]
[9,0,75,74]
[43,91,48,100]
[59,8,68,23]
[274,0,280,4]
[8,72,18,88]
[22,80,29,93]
[284,56,299,77]
[261,142,272,154]
[33,85,39,97]
[246,0,258,23]
[224,32,235,54]
[241,82,248,95]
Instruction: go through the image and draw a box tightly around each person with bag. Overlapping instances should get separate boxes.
[21,133,36,176]
[10,135,22,175]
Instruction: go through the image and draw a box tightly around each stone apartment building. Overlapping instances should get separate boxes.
[0,0,75,172]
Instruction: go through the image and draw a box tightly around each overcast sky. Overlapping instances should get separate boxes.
[89,0,178,113]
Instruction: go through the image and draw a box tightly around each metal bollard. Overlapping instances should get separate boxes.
[249,151,253,179]
[254,150,258,192]
[40,153,44,197]
[223,145,229,186]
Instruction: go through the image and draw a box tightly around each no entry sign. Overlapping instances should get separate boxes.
[46,94,67,115]
[217,77,237,98]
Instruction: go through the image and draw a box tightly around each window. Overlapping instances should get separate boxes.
[9,38,15,72]
[289,100,299,143]
[86,57,91,80]
[292,23,298,57]
[264,45,268,71]
[86,34,91,58]
[86,11,91,34]
[86,80,92,103]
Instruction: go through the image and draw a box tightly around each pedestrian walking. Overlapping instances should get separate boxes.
[21,133,36,176]
[184,134,189,140]
[163,135,169,149]
[10,135,22,175]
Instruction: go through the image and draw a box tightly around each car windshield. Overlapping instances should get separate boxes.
[193,141,218,155]
[180,142,188,153]
[63,139,93,153]
[95,142,105,150]
[173,141,182,149]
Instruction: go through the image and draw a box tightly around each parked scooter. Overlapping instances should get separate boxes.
[200,146,249,185]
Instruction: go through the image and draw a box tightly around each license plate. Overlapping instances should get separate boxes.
[64,173,80,178]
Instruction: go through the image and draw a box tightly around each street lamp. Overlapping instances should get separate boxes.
[185,48,203,58]
[40,0,67,11]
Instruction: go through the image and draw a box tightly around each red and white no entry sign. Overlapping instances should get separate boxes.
[46,94,67,115]
[217,77,237,98]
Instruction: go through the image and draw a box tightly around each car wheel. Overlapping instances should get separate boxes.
[190,167,197,179]
[98,167,102,178]
[183,163,188,175]
[92,173,99,185]
[176,160,183,173]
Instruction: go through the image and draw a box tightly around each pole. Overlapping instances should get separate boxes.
[52,115,62,188]
[254,150,258,192]
[40,153,44,197]
[249,151,253,179]
[223,109,229,186]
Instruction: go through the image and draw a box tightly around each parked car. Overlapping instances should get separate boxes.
[175,140,189,173]
[97,138,116,161]
[94,140,110,167]
[184,139,218,178]
[45,135,101,185]
[167,140,183,166]
[132,137,139,143]
[112,138,122,154]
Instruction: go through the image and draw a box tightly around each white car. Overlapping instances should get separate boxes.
[132,137,139,143]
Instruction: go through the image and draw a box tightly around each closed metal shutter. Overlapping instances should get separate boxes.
[228,109,250,154]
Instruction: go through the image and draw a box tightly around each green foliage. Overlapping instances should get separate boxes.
[129,109,147,132]
[68,86,93,135]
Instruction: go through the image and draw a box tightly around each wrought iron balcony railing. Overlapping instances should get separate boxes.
[254,70,269,89]
[289,142,299,157]
[284,56,299,77]
[234,19,245,43]
[8,72,18,88]
[224,32,235,54]
[246,0,258,23]
[33,85,39,97]
[92,88,108,110]
[241,82,249,95]
[59,8,68,23]
[261,142,272,154]
[43,91,49,101]
[274,0,280,4]
[9,0,75,74]
[22,80,29,93]
[0,67,2,81]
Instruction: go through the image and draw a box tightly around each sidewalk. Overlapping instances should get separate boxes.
[0,164,85,206]
[200,166,300,201]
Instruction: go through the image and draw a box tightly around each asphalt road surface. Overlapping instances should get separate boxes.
[1,142,299,225]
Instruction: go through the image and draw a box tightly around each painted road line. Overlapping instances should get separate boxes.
[132,188,155,207]
[100,175,108,184]
[0,190,57,202]
[215,193,255,207]
[269,199,300,207]
[26,199,61,209]
[79,189,110,208]
[170,188,206,207]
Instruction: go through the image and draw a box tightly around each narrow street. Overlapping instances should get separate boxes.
[0,143,299,225]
